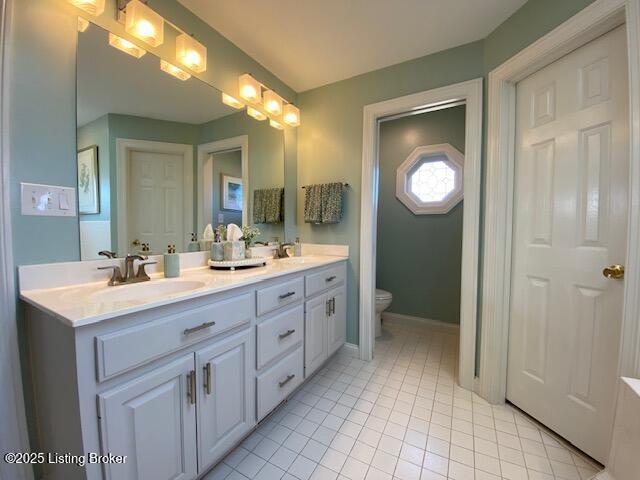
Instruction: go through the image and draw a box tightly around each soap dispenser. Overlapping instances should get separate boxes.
[164,244,180,278]
[294,237,302,257]
[187,233,199,252]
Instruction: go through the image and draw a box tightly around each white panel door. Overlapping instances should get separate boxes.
[305,294,328,377]
[327,285,346,357]
[508,26,628,462]
[98,354,197,480]
[129,150,184,254]
[196,329,255,472]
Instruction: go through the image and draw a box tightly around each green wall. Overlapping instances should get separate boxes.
[212,150,243,226]
[376,106,466,324]
[296,0,598,346]
[297,41,484,344]
[77,115,110,223]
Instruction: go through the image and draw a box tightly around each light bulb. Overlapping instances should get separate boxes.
[125,0,164,47]
[238,74,262,103]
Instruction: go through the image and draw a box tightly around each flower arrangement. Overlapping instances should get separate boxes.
[240,225,261,248]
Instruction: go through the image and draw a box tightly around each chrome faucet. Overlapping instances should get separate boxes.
[274,242,293,259]
[98,254,157,286]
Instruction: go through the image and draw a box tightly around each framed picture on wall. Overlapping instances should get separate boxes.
[77,145,100,214]
[222,174,243,211]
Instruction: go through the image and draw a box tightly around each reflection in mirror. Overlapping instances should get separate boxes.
[77,23,284,259]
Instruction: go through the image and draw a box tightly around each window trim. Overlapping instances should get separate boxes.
[395,143,464,214]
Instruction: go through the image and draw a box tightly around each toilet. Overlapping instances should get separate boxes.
[375,289,393,337]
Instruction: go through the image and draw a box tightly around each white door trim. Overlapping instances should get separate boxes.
[196,135,249,233]
[0,0,33,478]
[479,0,640,403]
[116,138,194,256]
[359,79,483,390]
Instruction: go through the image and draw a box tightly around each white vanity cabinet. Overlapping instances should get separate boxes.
[304,263,348,377]
[24,258,347,480]
[97,354,198,480]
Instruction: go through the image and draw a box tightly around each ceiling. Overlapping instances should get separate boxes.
[77,24,236,127]
[178,0,527,92]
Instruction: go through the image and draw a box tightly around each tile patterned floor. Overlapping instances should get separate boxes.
[204,318,603,480]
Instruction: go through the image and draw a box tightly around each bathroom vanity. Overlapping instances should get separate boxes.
[20,253,347,480]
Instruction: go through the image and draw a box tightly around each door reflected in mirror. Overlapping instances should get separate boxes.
[77,23,285,259]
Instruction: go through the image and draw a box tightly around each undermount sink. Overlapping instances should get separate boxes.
[276,256,323,265]
[90,279,206,303]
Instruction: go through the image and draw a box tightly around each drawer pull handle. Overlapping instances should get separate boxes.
[203,362,212,395]
[325,275,337,282]
[187,370,196,405]
[278,291,296,300]
[279,329,296,339]
[279,374,295,388]
[183,321,216,335]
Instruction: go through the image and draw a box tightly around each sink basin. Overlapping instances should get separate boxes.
[90,279,206,303]
[276,256,324,265]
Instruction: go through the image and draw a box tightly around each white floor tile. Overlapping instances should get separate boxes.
[205,323,604,480]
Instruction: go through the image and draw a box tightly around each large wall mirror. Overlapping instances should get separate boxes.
[77,23,285,259]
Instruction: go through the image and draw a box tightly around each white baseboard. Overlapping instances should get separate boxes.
[382,312,460,333]
[341,343,360,356]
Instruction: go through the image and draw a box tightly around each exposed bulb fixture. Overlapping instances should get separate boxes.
[176,34,207,72]
[269,119,284,130]
[67,0,105,16]
[160,60,191,81]
[77,17,90,32]
[263,90,283,116]
[125,0,164,47]
[283,104,300,127]
[238,74,262,104]
[247,107,267,121]
[108,33,146,58]
[222,93,244,109]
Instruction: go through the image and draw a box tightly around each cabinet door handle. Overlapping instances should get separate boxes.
[326,299,331,316]
[279,374,295,388]
[187,370,196,405]
[183,321,216,335]
[331,297,336,315]
[325,275,337,282]
[203,362,212,395]
[279,291,296,300]
[279,329,296,339]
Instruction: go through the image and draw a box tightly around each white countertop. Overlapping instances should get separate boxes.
[20,255,347,328]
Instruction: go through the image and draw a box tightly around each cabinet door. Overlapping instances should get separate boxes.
[98,354,197,480]
[196,329,255,471]
[327,285,347,357]
[305,294,328,377]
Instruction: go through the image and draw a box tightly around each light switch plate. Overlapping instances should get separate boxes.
[218,213,224,223]
[21,182,77,217]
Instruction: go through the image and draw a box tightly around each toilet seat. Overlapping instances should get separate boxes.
[375,289,392,300]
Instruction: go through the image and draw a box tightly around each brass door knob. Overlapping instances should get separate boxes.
[603,264,625,280]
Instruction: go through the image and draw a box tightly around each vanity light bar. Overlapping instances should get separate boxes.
[160,60,191,81]
[238,73,301,127]
[77,17,90,32]
[125,0,164,47]
[67,0,105,16]
[222,93,244,109]
[108,33,146,58]
[247,107,267,121]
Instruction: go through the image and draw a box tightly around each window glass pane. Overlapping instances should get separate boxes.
[409,160,456,202]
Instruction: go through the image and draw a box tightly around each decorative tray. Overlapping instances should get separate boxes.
[207,256,268,270]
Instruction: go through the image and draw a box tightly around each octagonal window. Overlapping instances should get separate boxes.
[410,159,457,203]
[396,143,464,215]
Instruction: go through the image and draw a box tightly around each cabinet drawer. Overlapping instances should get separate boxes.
[305,263,346,297]
[96,293,253,381]
[256,346,303,420]
[256,277,304,316]
[257,305,303,369]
